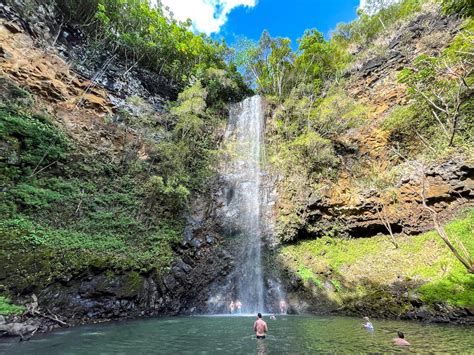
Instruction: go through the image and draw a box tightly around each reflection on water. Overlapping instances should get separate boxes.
[1,315,473,354]
[256,338,267,355]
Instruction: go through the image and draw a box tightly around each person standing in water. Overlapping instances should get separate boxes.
[362,317,374,331]
[229,300,235,314]
[279,300,287,314]
[253,313,268,339]
[393,331,410,346]
[235,300,242,313]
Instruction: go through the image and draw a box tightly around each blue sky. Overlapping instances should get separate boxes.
[219,0,361,47]
[161,0,363,48]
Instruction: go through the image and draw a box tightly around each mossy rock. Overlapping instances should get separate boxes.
[116,271,143,299]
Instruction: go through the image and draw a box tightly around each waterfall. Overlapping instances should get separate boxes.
[206,95,285,315]
[222,95,265,314]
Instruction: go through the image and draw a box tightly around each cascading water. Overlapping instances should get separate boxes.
[226,95,265,314]
[218,95,265,313]
[207,95,285,315]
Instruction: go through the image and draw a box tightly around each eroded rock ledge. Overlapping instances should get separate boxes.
[288,159,473,241]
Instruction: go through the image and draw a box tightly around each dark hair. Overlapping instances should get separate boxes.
[257,313,262,318]
[397,331,405,339]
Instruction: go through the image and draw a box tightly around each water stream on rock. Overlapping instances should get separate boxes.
[224,95,265,314]
[207,95,280,314]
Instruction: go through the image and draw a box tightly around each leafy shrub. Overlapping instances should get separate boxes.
[144,175,190,210]
[440,0,473,17]
[288,132,338,176]
[92,0,229,88]
[55,0,99,24]
[0,297,25,315]
[382,104,425,137]
[10,183,64,209]
[332,0,423,47]
[198,67,252,107]
[0,107,71,170]
[313,89,368,136]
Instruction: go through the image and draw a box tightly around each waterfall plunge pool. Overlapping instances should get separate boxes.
[1,315,472,354]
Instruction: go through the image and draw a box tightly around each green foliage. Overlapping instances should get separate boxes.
[148,80,224,195]
[268,84,369,242]
[295,29,350,94]
[173,82,208,116]
[382,104,433,154]
[198,67,253,107]
[297,265,323,289]
[90,0,229,88]
[314,88,368,135]
[53,0,249,94]
[352,161,401,191]
[281,209,474,308]
[143,175,190,210]
[0,216,180,266]
[0,215,181,296]
[55,0,99,24]
[288,132,338,176]
[0,76,33,108]
[0,297,25,315]
[10,183,64,209]
[234,28,347,98]
[0,82,189,299]
[332,0,423,47]
[233,31,294,97]
[385,21,474,158]
[440,0,474,17]
[234,1,424,98]
[0,107,71,171]
[269,85,367,180]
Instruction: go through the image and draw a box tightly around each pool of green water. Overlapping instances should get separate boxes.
[1,315,473,354]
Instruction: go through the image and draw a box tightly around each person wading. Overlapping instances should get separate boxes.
[362,316,374,331]
[253,313,268,339]
[393,331,410,346]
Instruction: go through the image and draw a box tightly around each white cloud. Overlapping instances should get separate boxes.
[160,0,256,35]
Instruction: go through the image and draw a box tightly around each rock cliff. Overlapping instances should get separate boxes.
[0,1,235,335]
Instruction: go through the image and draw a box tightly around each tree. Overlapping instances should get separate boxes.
[399,53,473,147]
[91,0,230,87]
[233,31,293,97]
[232,37,265,90]
[295,29,342,93]
[331,0,422,47]
[376,204,399,248]
[417,165,474,274]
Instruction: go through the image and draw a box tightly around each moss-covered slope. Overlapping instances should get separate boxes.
[279,209,473,322]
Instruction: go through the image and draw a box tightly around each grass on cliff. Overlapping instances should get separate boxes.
[0,297,25,316]
[280,208,474,308]
[0,80,187,298]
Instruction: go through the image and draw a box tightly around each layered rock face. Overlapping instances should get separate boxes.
[268,8,473,324]
[0,1,235,331]
[273,9,472,242]
[346,12,462,116]
[296,160,473,240]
